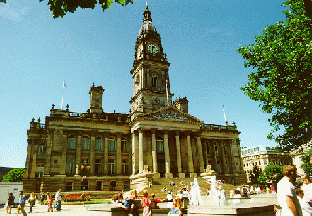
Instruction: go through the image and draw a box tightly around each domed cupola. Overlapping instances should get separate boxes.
[139,3,157,36]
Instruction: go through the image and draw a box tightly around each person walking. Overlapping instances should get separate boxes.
[46,192,53,212]
[141,190,152,216]
[54,189,62,211]
[28,192,36,213]
[6,193,15,214]
[17,191,27,216]
[277,165,302,216]
[40,192,45,205]
[81,191,86,206]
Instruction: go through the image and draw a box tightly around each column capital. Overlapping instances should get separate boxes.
[175,131,180,136]
[137,128,144,133]
[150,128,157,134]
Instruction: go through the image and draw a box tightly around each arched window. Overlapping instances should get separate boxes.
[82,136,90,150]
[152,75,157,87]
[156,136,164,153]
[68,135,76,149]
[108,137,116,152]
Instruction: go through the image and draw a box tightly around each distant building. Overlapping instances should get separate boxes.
[23,5,246,193]
[241,146,292,182]
[290,143,311,176]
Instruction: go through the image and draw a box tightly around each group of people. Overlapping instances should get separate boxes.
[110,189,184,216]
[5,189,62,215]
[277,165,312,216]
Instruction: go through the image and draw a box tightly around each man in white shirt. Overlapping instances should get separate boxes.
[55,189,62,211]
[277,165,302,216]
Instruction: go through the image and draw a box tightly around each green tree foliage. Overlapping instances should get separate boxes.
[2,168,25,182]
[40,0,134,18]
[237,0,312,151]
[248,165,262,185]
[301,148,312,174]
[258,163,283,184]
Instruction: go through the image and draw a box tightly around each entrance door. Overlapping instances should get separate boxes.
[158,159,165,177]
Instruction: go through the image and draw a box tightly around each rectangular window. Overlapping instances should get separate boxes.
[66,159,75,175]
[96,138,102,151]
[108,159,115,175]
[156,140,164,153]
[38,145,46,156]
[122,159,127,174]
[121,139,127,152]
[68,137,75,149]
[108,139,116,152]
[95,159,101,175]
[82,137,90,150]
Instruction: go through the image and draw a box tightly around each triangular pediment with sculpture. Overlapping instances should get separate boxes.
[136,106,201,123]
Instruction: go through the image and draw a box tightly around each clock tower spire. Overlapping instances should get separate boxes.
[130,5,173,120]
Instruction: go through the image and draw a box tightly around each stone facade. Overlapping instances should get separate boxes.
[23,5,246,193]
[241,146,292,182]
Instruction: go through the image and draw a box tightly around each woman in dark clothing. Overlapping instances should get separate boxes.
[6,193,15,214]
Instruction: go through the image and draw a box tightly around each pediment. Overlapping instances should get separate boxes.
[137,106,201,123]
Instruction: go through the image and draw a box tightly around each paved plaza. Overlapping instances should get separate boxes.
[0,204,111,216]
[0,194,278,216]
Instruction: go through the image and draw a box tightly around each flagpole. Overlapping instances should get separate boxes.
[61,80,67,110]
[166,79,169,106]
[223,105,227,123]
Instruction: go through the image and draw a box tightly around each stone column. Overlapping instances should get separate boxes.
[196,134,205,173]
[30,144,37,178]
[186,131,195,177]
[75,135,82,175]
[164,131,173,178]
[44,130,53,176]
[116,133,122,174]
[175,131,184,178]
[132,132,137,174]
[90,135,96,175]
[138,129,144,173]
[60,133,67,175]
[103,134,108,175]
[151,129,159,178]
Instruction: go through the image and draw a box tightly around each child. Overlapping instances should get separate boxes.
[168,195,183,216]
[141,190,152,216]
[47,192,53,212]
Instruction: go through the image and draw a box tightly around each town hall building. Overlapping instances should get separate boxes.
[23,5,246,192]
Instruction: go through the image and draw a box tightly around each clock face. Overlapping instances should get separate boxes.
[148,44,158,54]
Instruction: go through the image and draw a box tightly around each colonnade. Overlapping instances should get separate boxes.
[132,129,205,178]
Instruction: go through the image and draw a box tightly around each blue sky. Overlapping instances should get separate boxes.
[0,0,286,168]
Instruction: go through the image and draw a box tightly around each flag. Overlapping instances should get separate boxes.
[223,105,227,123]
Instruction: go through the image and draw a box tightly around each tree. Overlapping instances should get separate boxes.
[237,0,312,151]
[301,147,312,175]
[40,0,134,19]
[2,168,25,182]
[258,163,283,185]
[248,164,262,185]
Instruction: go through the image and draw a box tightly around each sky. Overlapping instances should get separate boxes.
[0,0,287,168]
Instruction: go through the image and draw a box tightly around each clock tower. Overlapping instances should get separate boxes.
[130,4,173,119]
